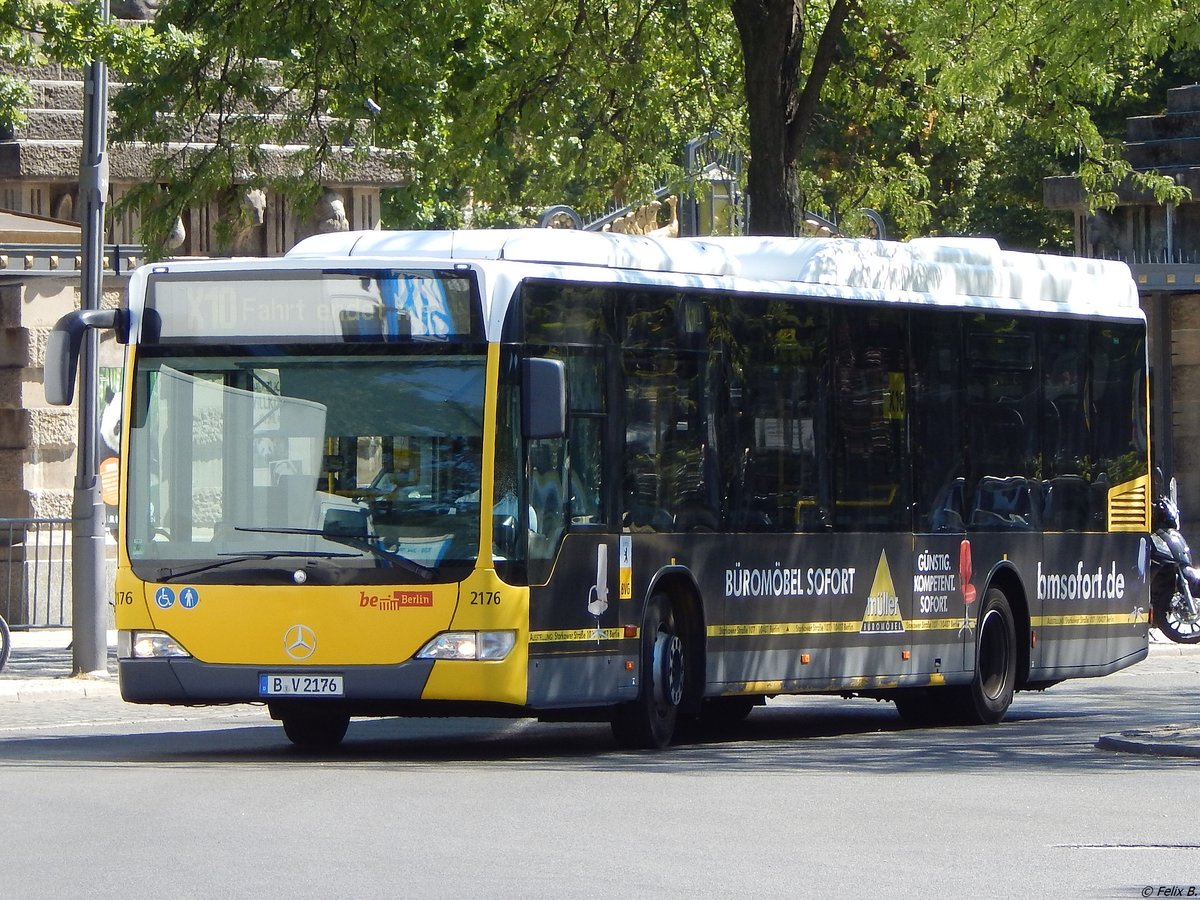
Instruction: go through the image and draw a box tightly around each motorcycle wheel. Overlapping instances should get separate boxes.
[1151,569,1200,644]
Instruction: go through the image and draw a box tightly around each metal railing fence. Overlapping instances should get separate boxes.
[0,517,72,628]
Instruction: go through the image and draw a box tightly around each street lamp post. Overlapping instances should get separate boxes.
[72,0,110,676]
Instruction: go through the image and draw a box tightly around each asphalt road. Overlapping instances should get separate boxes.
[0,645,1197,898]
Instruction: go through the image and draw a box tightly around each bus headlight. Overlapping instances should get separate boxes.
[118,630,191,659]
[416,630,516,661]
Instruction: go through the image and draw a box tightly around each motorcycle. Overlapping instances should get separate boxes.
[1149,487,1200,643]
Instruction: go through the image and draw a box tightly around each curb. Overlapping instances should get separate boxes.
[1096,726,1200,759]
[0,674,120,703]
[1147,640,1200,655]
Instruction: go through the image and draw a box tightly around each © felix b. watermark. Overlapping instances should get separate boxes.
[1142,888,1200,897]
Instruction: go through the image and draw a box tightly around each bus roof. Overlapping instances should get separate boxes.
[286,229,1140,315]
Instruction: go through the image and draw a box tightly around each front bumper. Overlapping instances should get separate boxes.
[119,657,436,705]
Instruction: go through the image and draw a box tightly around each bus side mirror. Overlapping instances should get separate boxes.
[44,308,128,406]
[522,358,566,439]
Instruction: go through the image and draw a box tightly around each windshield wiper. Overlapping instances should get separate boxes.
[235,526,438,582]
[156,549,358,582]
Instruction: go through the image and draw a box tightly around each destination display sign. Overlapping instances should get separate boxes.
[144,269,480,342]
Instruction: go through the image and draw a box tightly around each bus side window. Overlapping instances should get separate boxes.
[963,317,1038,531]
[1088,322,1148,507]
[492,352,528,579]
[831,306,908,531]
[563,350,606,528]
[911,311,965,534]
[528,439,566,581]
[1040,324,1096,531]
[725,298,827,533]
[568,417,604,526]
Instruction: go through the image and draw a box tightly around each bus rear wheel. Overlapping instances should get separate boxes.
[894,588,1017,727]
[612,593,685,750]
[961,588,1017,724]
[281,711,350,749]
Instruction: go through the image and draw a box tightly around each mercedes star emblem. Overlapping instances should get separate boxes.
[283,624,317,660]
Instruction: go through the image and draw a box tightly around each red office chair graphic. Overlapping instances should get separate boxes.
[958,538,977,636]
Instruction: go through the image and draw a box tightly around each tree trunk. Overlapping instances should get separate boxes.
[732,0,801,236]
[730,0,855,236]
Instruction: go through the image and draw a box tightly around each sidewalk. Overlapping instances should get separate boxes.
[0,627,119,702]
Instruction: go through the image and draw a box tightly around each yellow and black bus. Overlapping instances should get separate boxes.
[47,230,1151,749]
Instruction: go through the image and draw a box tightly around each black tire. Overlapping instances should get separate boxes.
[612,593,686,749]
[894,589,1017,727]
[1152,569,1200,644]
[282,712,350,749]
[961,588,1017,724]
[0,614,10,672]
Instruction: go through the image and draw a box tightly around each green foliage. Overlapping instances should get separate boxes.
[783,0,1197,240]
[387,0,745,228]
[5,0,1199,250]
[1,0,160,129]
[106,0,744,245]
[1,0,181,69]
[111,0,425,250]
[0,1,191,134]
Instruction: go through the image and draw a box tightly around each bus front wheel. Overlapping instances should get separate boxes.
[612,593,685,750]
[281,711,350,749]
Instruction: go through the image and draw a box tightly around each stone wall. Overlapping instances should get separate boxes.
[1167,293,1200,531]
[0,275,126,520]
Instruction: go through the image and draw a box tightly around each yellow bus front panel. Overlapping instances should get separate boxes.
[116,565,530,709]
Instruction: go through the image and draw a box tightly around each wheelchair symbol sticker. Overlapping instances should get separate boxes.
[155,587,176,609]
[180,587,200,609]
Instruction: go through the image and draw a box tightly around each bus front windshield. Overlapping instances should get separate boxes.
[126,350,486,584]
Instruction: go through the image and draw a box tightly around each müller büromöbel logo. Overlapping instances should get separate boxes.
[861,550,904,634]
